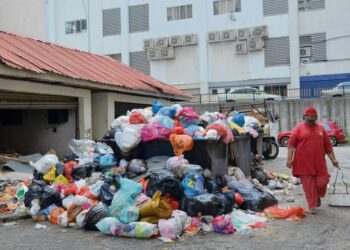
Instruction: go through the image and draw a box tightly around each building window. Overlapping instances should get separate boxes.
[129,4,149,33]
[65,19,87,34]
[263,0,288,16]
[211,89,218,94]
[167,5,193,21]
[108,54,122,62]
[298,0,325,12]
[213,0,241,15]
[264,37,290,67]
[265,85,288,96]
[299,33,326,63]
[103,8,121,36]
[130,51,150,75]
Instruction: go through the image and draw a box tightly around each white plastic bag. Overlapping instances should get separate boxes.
[166,155,189,171]
[76,209,89,228]
[111,116,129,131]
[115,126,141,153]
[70,195,91,206]
[205,129,219,140]
[29,154,59,174]
[171,210,188,228]
[171,104,183,117]
[96,217,122,235]
[58,211,69,227]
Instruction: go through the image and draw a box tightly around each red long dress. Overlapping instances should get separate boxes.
[288,122,333,209]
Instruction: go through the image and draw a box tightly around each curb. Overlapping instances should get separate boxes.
[0,213,31,223]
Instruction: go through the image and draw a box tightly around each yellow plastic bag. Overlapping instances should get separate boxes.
[228,122,245,134]
[43,166,56,182]
[53,174,69,186]
[139,191,172,224]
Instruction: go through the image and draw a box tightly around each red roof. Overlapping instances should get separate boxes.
[0,31,190,98]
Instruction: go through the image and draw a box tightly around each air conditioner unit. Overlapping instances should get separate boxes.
[237,28,250,40]
[160,47,175,59]
[252,26,268,38]
[300,57,311,64]
[147,48,160,60]
[143,39,154,50]
[248,37,264,51]
[155,37,169,48]
[208,32,221,43]
[235,41,248,54]
[183,34,198,45]
[169,35,183,47]
[300,46,312,57]
[221,29,236,41]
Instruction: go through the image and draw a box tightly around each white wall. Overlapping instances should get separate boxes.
[298,0,350,77]
[0,0,46,39]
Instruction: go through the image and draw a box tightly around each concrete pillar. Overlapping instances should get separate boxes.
[91,93,109,140]
[288,0,300,89]
[198,2,209,94]
[45,0,56,43]
[121,0,130,65]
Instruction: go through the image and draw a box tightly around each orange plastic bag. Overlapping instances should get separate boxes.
[64,161,78,183]
[264,206,306,219]
[67,203,82,222]
[129,111,145,124]
[170,120,185,135]
[169,134,194,156]
[49,207,65,224]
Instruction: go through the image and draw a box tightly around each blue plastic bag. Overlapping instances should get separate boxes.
[184,125,201,136]
[119,178,142,199]
[181,173,204,197]
[152,115,175,130]
[157,107,176,118]
[99,154,116,166]
[109,191,139,224]
[232,113,245,127]
[152,101,164,115]
[96,217,123,235]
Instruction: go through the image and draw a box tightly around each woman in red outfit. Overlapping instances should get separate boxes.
[287,106,339,214]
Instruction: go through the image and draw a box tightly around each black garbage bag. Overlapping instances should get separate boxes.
[71,162,98,181]
[84,203,109,231]
[55,162,65,176]
[182,194,221,217]
[197,120,208,129]
[102,130,115,140]
[127,159,148,179]
[226,179,278,212]
[146,174,183,201]
[33,170,44,181]
[205,176,227,194]
[216,191,235,215]
[100,182,118,206]
[63,154,78,163]
[40,185,61,209]
[24,180,61,209]
[24,180,46,207]
[252,168,268,185]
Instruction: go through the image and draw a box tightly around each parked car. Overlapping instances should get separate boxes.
[278,121,346,147]
[218,87,282,103]
[321,82,350,97]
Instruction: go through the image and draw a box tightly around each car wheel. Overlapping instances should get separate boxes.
[266,98,275,101]
[333,95,342,98]
[280,137,290,147]
[227,99,235,102]
[329,136,338,146]
[264,141,279,160]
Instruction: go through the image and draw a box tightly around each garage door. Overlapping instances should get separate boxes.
[0,91,77,109]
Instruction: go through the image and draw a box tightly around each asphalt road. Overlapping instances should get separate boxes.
[1,146,349,250]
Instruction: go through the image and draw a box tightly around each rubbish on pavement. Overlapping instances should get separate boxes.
[34,223,47,230]
[264,206,306,220]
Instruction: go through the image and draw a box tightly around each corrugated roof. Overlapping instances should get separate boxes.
[0,31,191,98]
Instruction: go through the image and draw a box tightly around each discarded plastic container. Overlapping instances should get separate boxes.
[229,134,251,177]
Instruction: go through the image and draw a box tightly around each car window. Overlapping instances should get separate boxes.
[233,89,247,94]
[246,88,258,93]
[322,122,331,131]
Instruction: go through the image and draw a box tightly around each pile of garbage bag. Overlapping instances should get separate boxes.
[11,101,305,241]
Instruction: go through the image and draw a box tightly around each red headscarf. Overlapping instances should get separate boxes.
[304,106,318,116]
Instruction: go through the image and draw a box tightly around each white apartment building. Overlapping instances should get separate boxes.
[43,0,350,96]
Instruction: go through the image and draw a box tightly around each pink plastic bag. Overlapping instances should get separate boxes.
[212,215,234,234]
[141,122,170,142]
[206,123,234,144]
[158,218,183,240]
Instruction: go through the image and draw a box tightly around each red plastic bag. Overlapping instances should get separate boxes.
[64,161,78,183]
[206,123,234,144]
[170,120,185,135]
[129,112,145,124]
[169,134,194,156]
[264,206,306,219]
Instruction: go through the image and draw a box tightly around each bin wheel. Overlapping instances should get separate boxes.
[329,136,338,146]
[280,136,290,147]
[263,141,279,160]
